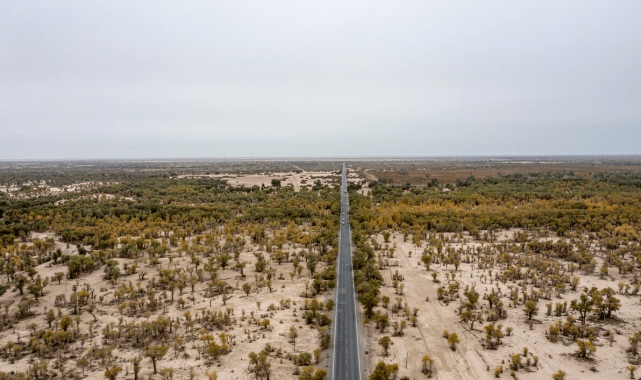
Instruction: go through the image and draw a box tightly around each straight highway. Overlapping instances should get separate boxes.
[333,163,361,380]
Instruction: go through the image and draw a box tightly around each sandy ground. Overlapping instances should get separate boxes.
[6,182,633,380]
[360,231,641,380]
[0,171,364,198]
[0,181,107,199]
[0,232,334,380]
[179,170,364,191]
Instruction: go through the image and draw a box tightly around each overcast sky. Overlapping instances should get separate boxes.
[1,1,640,159]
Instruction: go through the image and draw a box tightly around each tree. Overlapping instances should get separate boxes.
[248,351,271,379]
[422,354,435,377]
[570,276,580,291]
[296,352,313,366]
[159,367,174,380]
[218,253,231,270]
[272,250,287,265]
[629,331,641,357]
[45,309,55,328]
[234,262,246,278]
[307,259,317,276]
[60,315,72,331]
[571,294,593,325]
[524,300,539,321]
[421,254,431,270]
[77,357,89,376]
[54,272,65,284]
[189,275,198,292]
[485,293,499,309]
[369,361,399,380]
[312,369,327,380]
[15,274,28,295]
[461,310,483,329]
[575,339,596,358]
[289,326,298,351]
[463,290,479,310]
[378,336,393,356]
[552,370,566,380]
[484,323,504,349]
[299,366,326,380]
[627,365,637,379]
[104,365,122,380]
[601,288,621,318]
[131,357,142,380]
[447,333,460,351]
[299,366,314,380]
[145,344,168,374]
[310,298,319,317]
[360,290,379,318]
[243,283,252,296]
[320,334,331,349]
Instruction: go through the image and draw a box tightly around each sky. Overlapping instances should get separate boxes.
[1,1,641,159]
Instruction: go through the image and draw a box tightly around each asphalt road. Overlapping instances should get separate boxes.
[333,164,361,380]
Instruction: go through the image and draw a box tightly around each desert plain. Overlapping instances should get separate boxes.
[0,158,640,380]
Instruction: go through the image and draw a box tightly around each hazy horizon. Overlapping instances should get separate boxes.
[2,1,641,159]
[2,154,641,163]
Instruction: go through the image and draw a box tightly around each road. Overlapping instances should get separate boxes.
[333,163,361,380]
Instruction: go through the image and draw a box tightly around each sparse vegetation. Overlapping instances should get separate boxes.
[2,158,641,379]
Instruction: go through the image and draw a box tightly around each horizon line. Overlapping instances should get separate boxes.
[2,154,641,162]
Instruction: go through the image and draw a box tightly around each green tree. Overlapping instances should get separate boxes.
[289,326,298,351]
[15,274,28,295]
[422,354,435,377]
[524,300,539,321]
[45,309,55,328]
[104,365,122,380]
[369,361,399,380]
[360,290,379,318]
[378,336,393,356]
[629,331,641,357]
[243,283,252,296]
[571,294,593,325]
[575,339,596,358]
[218,253,231,270]
[298,366,315,380]
[234,262,246,278]
[627,366,637,379]
[447,333,460,351]
[54,272,65,284]
[60,315,72,331]
[145,344,168,374]
[248,351,271,379]
[131,357,142,380]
